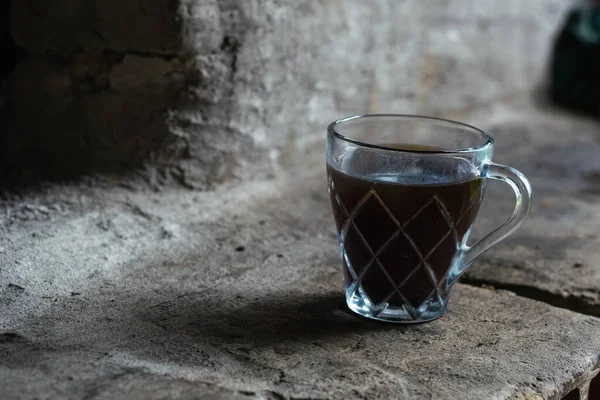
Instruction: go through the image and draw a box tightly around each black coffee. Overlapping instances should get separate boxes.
[328,148,484,308]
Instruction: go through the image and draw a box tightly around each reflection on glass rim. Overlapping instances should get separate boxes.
[328,114,493,154]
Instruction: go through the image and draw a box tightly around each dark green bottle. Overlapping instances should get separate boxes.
[550,6,600,115]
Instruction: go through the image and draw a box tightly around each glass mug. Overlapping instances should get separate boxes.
[326,115,532,323]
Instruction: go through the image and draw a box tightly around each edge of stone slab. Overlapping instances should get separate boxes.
[461,275,600,318]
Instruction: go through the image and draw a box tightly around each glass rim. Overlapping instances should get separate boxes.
[327,114,494,154]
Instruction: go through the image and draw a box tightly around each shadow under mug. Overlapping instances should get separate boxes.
[326,115,532,323]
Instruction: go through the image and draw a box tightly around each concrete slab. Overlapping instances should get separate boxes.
[2,160,599,399]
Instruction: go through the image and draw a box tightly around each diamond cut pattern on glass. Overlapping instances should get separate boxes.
[404,199,453,256]
[329,173,480,320]
[353,196,398,253]
[376,234,422,286]
[399,265,437,307]
[427,233,457,282]
[360,263,396,305]
[343,225,373,278]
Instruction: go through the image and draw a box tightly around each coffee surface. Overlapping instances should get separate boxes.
[328,151,484,308]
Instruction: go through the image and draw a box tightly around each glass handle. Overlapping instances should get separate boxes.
[449,162,533,287]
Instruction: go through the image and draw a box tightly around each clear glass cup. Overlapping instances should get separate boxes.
[326,115,532,323]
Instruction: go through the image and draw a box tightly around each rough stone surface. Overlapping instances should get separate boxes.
[1,159,600,400]
[2,0,575,186]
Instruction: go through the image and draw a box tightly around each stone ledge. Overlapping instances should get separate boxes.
[1,165,599,399]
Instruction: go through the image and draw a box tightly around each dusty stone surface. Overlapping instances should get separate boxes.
[2,0,574,186]
[2,145,600,399]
